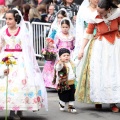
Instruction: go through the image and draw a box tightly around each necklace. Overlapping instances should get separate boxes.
[103,17,111,31]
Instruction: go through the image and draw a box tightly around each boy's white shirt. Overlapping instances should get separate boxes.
[55,59,80,84]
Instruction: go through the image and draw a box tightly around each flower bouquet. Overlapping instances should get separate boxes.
[41,49,56,61]
[41,38,57,61]
[0,54,17,120]
[1,54,17,66]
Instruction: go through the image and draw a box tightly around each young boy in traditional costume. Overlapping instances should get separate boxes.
[53,48,79,113]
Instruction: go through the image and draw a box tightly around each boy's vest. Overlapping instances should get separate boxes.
[52,61,75,93]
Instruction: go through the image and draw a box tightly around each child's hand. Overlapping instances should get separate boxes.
[4,69,9,76]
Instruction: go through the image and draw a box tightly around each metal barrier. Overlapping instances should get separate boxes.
[0,19,51,56]
[0,19,51,67]
[31,22,51,57]
[0,18,6,28]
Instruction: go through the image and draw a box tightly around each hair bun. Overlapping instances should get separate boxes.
[15,13,21,24]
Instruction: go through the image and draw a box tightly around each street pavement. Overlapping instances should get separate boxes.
[0,60,120,120]
[0,88,120,120]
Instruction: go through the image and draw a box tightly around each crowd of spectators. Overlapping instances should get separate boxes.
[0,0,81,24]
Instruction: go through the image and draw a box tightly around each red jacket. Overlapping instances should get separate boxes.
[86,15,120,44]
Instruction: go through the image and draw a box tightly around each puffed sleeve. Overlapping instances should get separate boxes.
[54,34,60,48]
[71,36,75,50]
[55,63,64,71]
[0,32,5,52]
[83,23,95,40]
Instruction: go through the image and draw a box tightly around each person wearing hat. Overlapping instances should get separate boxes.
[53,48,79,113]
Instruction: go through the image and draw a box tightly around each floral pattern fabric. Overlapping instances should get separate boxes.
[42,60,57,89]
[55,32,75,51]
[0,29,46,110]
[75,39,94,103]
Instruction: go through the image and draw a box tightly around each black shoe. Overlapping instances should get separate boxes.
[9,111,20,120]
[95,104,102,110]
[17,111,23,117]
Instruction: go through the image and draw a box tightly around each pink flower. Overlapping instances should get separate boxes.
[0,106,4,110]
[8,80,12,84]
[42,49,46,52]
[7,97,11,102]
[33,98,37,103]
[49,49,54,53]
[12,71,17,77]
[12,106,20,111]
[6,44,9,49]
[37,97,40,102]
[22,79,27,85]
[42,51,46,55]
[52,50,57,54]
[40,104,44,108]
[42,49,47,55]
[25,97,29,103]
[15,44,21,49]
[27,107,33,110]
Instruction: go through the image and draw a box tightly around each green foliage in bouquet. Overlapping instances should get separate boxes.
[41,49,56,61]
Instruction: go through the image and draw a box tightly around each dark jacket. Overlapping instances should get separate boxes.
[11,0,24,6]
[30,18,41,23]
[74,0,83,5]
[41,13,47,23]
[56,2,79,20]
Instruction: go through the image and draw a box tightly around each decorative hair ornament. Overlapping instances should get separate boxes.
[15,13,19,16]
[46,38,54,44]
